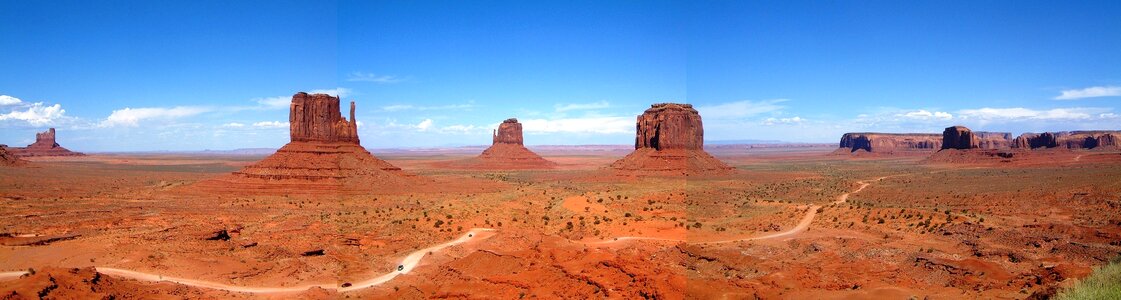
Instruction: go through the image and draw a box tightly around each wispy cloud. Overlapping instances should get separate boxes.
[347,72,404,84]
[1054,86,1121,100]
[695,99,787,119]
[957,107,1109,120]
[222,122,245,128]
[252,121,288,129]
[896,109,953,120]
[554,101,609,112]
[99,106,211,128]
[762,116,806,125]
[250,88,353,110]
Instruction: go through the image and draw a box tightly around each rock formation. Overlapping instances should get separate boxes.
[941,126,976,150]
[492,118,524,145]
[0,144,26,166]
[941,126,1012,150]
[833,133,942,155]
[8,128,84,157]
[610,103,733,175]
[197,92,412,193]
[448,118,556,169]
[1013,131,1121,150]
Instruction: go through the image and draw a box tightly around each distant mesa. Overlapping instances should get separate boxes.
[445,118,557,169]
[197,92,414,193]
[1012,131,1121,150]
[8,128,84,157]
[0,145,26,166]
[610,103,733,175]
[832,132,942,155]
[940,126,1013,150]
[835,127,1013,156]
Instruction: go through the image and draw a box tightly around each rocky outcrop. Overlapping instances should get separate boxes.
[289,92,359,144]
[634,103,704,150]
[611,103,733,175]
[447,118,556,169]
[975,131,1013,149]
[1013,131,1121,150]
[492,118,524,145]
[942,126,976,150]
[197,92,414,193]
[8,128,84,157]
[1,145,26,166]
[834,133,941,154]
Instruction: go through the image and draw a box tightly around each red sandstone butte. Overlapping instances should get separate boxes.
[444,118,556,169]
[941,126,1013,150]
[610,103,733,175]
[9,128,84,157]
[1013,131,1121,150]
[197,92,411,193]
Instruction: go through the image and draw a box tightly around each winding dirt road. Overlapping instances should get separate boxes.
[588,176,888,246]
[0,228,496,295]
[1,176,895,294]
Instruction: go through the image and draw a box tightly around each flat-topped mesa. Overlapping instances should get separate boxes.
[492,118,524,145]
[9,128,84,157]
[635,103,704,150]
[1013,131,1121,150]
[835,133,941,154]
[289,92,359,144]
[611,102,733,175]
[941,126,976,150]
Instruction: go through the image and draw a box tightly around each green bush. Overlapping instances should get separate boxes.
[1056,256,1121,300]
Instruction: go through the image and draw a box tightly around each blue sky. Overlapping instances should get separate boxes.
[2,1,1119,151]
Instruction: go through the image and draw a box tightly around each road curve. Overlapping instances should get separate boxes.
[587,176,888,246]
[1,228,496,294]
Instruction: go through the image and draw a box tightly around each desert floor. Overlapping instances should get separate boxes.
[2,146,1120,299]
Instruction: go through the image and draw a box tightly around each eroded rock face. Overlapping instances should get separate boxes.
[1,145,25,166]
[835,133,941,154]
[198,92,412,193]
[9,128,84,157]
[635,103,704,150]
[493,118,524,145]
[1013,131,1121,149]
[290,92,359,144]
[612,103,732,175]
[942,126,976,150]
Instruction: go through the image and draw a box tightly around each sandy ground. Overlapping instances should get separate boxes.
[2,147,1120,299]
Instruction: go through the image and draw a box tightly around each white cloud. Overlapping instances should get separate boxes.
[416,119,433,131]
[1055,86,1121,100]
[956,107,1108,120]
[897,109,953,120]
[520,117,633,134]
[0,95,23,106]
[695,99,787,119]
[222,122,245,128]
[762,116,806,125]
[308,88,351,98]
[99,106,210,127]
[554,101,609,112]
[0,102,66,126]
[440,124,483,134]
[346,72,403,84]
[252,121,289,129]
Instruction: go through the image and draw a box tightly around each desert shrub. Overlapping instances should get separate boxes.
[1055,255,1121,300]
